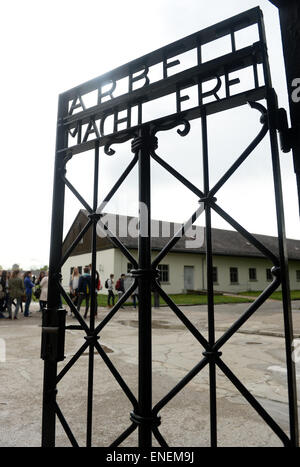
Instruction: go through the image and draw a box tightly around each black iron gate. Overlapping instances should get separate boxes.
[41,7,299,447]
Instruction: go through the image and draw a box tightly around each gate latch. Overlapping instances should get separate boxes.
[41,308,67,362]
[276,108,300,153]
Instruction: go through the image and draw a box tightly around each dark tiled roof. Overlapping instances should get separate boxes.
[80,210,300,260]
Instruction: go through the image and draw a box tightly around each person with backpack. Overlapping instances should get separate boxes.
[24,271,35,317]
[116,274,125,309]
[7,269,25,320]
[105,274,115,308]
[77,266,91,319]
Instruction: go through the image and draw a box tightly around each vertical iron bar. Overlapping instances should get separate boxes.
[260,12,299,444]
[137,126,152,448]
[267,89,299,447]
[201,108,217,447]
[41,94,68,447]
[86,143,99,447]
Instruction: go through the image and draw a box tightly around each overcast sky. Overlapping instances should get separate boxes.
[1,0,299,270]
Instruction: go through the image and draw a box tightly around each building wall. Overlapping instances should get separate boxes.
[61,248,300,294]
[61,249,115,292]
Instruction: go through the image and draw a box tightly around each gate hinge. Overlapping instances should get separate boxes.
[275,108,300,153]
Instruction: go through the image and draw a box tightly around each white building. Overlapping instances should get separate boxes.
[61,210,300,294]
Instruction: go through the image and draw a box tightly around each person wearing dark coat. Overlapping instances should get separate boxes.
[77,266,92,319]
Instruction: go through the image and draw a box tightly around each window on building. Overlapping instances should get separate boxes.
[70,267,74,276]
[230,267,238,284]
[78,266,82,275]
[127,263,133,274]
[212,267,218,284]
[249,268,257,281]
[266,268,272,282]
[158,264,169,283]
[296,270,300,282]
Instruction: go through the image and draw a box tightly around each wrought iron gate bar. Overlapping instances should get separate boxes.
[208,103,268,198]
[96,154,139,213]
[153,358,210,415]
[110,423,137,448]
[62,88,267,158]
[152,426,169,448]
[42,7,299,447]
[216,359,291,446]
[85,145,100,447]
[210,203,280,266]
[58,283,90,332]
[96,218,138,268]
[201,107,218,447]
[64,43,264,133]
[213,279,281,352]
[94,281,138,334]
[150,150,205,198]
[152,204,205,269]
[55,402,79,447]
[266,89,299,445]
[56,341,90,384]
[63,175,93,213]
[94,341,139,410]
[63,8,261,103]
[153,282,209,349]
[59,219,93,269]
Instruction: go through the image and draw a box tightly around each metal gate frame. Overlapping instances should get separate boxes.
[41,7,299,447]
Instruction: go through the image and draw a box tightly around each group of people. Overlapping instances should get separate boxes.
[0,269,48,320]
[69,265,100,319]
[69,267,138,319]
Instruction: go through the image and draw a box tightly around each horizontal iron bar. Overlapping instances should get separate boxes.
[60,87,267,157]
[216,358,291,446]
[62,7,262,101]
[65,44,264,130]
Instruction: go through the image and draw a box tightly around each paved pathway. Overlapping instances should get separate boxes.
[0,300,299,447]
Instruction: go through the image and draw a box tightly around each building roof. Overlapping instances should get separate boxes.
[62,210,300,261]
